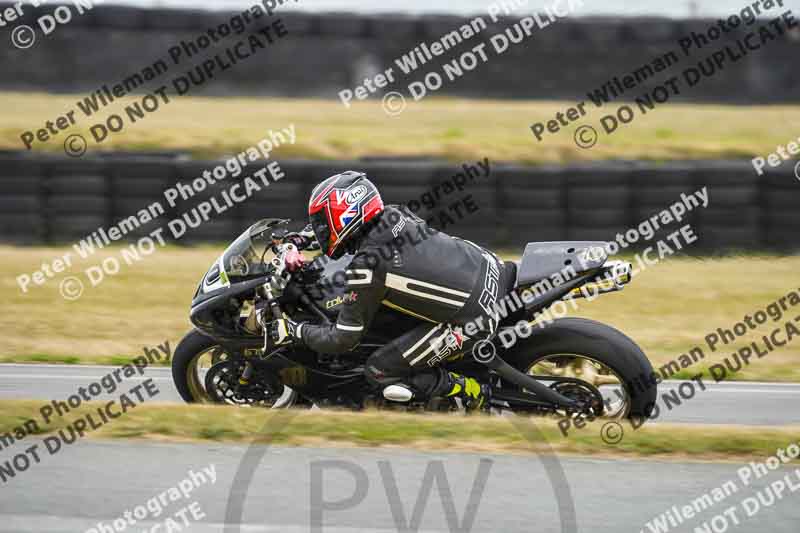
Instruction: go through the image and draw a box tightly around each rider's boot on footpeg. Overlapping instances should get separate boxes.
[380,370,489,411]
[436,371,491,411]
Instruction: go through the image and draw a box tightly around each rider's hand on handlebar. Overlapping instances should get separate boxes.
[284,232,311,249]
[268,317,303,346]
[284,224,319,251]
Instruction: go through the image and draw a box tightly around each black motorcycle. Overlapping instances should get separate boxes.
[172,218,657,420]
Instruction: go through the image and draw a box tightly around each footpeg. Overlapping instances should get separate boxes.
[383,384,414,402]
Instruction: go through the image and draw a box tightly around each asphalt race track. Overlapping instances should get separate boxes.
[2,364,799,532]
[1,441,798,533]
[2,364,800,425]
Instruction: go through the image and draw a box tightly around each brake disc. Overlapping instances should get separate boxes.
[204,360,279,406]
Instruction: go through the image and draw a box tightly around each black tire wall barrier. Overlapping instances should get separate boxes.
[0,153,797,252]
[0,4,798,103]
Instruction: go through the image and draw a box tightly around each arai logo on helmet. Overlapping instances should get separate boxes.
[345,185,368,204]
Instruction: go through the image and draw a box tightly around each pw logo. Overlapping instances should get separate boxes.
[309,458,493,532]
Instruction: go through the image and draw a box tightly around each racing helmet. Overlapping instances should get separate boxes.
[308,171,384,258]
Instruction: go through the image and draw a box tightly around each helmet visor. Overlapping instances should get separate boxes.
[310,210,332,257]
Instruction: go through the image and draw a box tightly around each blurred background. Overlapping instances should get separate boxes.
[15,0,768,18]
[0,0,798,248]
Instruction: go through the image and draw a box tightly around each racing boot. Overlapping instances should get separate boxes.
[436,371,491,411]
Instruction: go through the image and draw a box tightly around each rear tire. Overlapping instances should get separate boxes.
[502,317,657,418]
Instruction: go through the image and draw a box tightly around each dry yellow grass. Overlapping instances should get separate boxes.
[2,245,799,381]
[572,256,800,382]
[2,91,799,163]
[1,245,204,363]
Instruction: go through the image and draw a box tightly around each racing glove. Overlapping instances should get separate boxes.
[284,224,319,251]
[268,317,304,346]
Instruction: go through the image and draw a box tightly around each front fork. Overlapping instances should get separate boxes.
[239,282,286,387]
[238,358,255,387]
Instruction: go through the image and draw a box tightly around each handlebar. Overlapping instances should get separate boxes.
[272,224,320,251]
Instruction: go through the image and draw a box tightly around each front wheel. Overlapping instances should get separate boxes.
[502,317,657,419]
[171,329,299,407]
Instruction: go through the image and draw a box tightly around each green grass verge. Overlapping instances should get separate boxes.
[0,401,797,461]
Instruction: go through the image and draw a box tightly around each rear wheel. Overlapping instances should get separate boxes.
[503,318,657,419]
[171,329,298,407]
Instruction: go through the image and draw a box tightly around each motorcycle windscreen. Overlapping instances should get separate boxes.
[219,226,276,280]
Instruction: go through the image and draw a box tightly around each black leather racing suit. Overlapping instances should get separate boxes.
[296,205,516,396]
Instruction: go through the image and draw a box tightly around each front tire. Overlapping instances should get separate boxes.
[503,317,657,418]
[171,329,298,407]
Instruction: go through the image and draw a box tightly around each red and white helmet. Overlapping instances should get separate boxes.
[308,171,384,258]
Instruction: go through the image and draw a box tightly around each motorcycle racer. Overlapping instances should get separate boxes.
[270,171,517,410]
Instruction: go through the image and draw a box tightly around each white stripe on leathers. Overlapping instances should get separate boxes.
[385,273,469,308]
